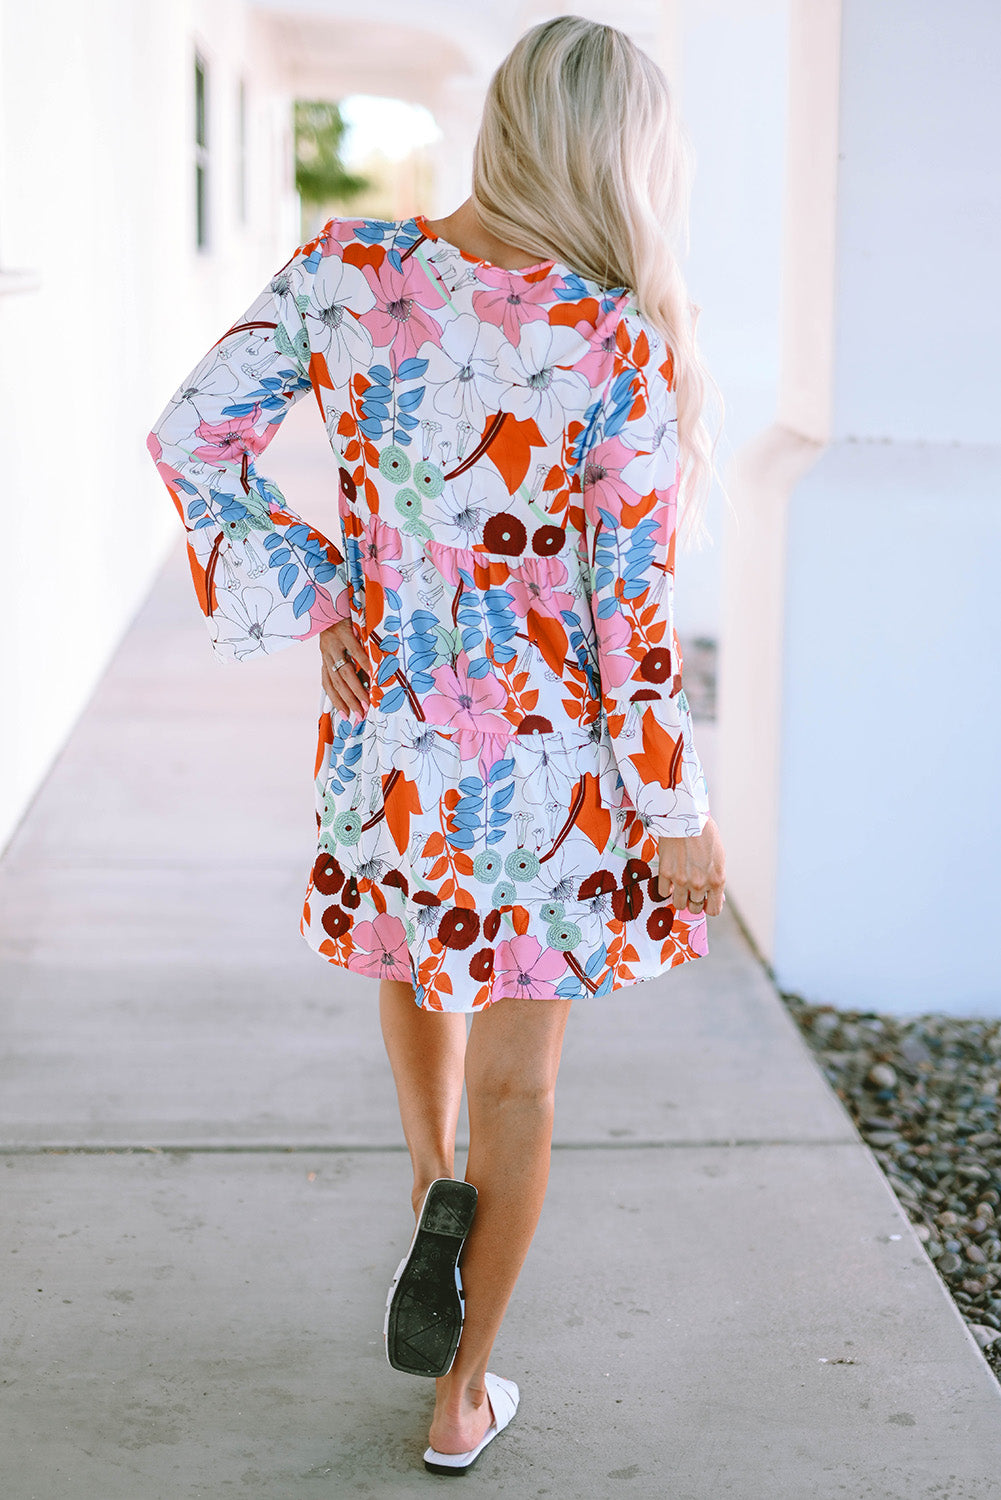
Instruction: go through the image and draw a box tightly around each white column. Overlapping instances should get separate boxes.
[718,0,1001,1014]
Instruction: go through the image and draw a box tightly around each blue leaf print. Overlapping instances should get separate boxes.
[292,584,315,618]
[490,780,515,811]
[268,547,291,567]
[186,499,207,518]
[379,686,406,713]
[585,944,608,977]
[398,387,425,411]
[369,364,392,384]
[396,357,429,380]
[356,221,388,243]
[277,562,298,597]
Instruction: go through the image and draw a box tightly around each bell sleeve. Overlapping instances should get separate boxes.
[146,243,354,665]
[580,329,711,839]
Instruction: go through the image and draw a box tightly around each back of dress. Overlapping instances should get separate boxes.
[148,213,711,1011]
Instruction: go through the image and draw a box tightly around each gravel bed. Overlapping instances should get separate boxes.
[779,992,1001,1386]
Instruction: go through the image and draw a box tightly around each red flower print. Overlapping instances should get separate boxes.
[438,908,481,950]
[313,853,345,896]
[647,907,674,940]
[321,905,350,939]
[482,513,527,555]
[532,525,565,556]
[469,948,494,982]
[639,648,671,683]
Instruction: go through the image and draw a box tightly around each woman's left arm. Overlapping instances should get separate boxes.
[146,244,354,665]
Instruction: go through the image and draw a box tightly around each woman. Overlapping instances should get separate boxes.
[148,14,727,1476]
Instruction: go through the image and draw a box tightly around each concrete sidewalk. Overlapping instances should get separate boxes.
[2,515,1000,1493]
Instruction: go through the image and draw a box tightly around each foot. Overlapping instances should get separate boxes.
[428,1381,495,1456]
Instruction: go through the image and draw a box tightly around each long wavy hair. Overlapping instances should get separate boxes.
[471,16,728,550]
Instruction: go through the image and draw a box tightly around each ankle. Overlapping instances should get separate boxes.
[436,1369,487,1413]
[411,1170,454,1220]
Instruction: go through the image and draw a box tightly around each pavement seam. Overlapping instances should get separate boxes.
[0,1136,860,1154]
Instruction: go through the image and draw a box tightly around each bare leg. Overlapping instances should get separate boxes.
[378,978,468,1217]
[428,994,573,1455]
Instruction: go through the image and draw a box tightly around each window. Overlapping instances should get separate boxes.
[195,54,209,249]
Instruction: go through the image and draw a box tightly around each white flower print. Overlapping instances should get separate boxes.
[516,735,579,807]
[423,465,512,545]
[207,583,306,661]
[422,312,504,429]
[378,716,462,806]
[305,257,375,384]
[495,321,590,441]
[619,402,679,494]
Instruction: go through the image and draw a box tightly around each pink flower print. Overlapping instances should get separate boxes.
[595,605,635,687]
[350,912,412,981]
[360,257,445,364]
[506,556,570,619]
[493,934,567,1000]
[650,482,679,555]
[582,434,639,526]
[472,266,560,343]
[361,514,403,592]
[575,324,620,388]
[424,652,510,749]
[193,408,268,464]
[688,916,710,956]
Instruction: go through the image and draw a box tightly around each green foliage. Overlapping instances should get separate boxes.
[294,100,370,205]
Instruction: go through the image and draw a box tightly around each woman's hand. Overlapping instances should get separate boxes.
[658,815,727,917]
[319,622,371,723]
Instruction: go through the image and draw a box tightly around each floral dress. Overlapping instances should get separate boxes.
[147,214,712,1012]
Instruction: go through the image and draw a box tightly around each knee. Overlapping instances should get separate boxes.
[466,1065,557,1120]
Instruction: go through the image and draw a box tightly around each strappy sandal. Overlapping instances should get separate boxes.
[423,1372,520,1475]
[384,1178,478,1378]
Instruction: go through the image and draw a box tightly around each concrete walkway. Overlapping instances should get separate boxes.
[2,459,1000,1494]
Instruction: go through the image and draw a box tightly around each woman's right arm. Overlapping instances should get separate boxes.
[579,324,725,915]
[146,241,354,666]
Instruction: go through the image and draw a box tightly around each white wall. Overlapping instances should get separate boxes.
[0,0,299,856]
[719,0,1001,1015]
[672,0,790,638]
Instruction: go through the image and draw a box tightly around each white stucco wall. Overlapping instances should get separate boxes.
[0,0,299,856]
[719,0,1001,1014]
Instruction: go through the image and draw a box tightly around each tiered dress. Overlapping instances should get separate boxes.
[147,214,712,1012]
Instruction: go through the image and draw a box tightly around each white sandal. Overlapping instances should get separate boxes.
[423,1372,520,1475]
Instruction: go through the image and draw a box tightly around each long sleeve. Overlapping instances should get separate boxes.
[580,323,711,839]
[146,244,353,665]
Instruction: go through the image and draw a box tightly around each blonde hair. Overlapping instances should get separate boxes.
[471,15,729,550]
